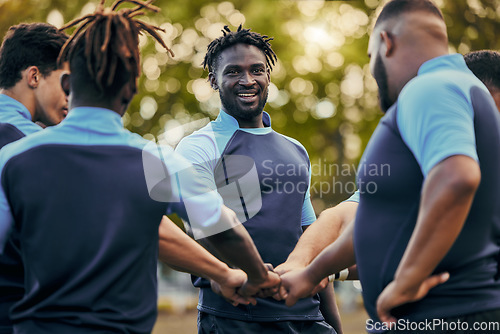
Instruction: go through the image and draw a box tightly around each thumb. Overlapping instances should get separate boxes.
[422,272,449,292]
[264,263,275,271]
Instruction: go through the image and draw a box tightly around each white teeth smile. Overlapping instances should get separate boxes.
[238,93,256,97]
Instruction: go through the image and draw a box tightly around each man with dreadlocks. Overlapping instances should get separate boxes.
[0,22,68,334]
[175,25,339,334]
[0,2,280,333]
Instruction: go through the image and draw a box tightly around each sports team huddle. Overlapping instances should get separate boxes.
[0,0,499,333]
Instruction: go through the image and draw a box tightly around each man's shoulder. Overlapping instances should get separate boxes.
[0,109,41,137]
[0,130,45,173]
[176,121,236,158]
[176,122,216,152]
[273,131,309,156]
[404,67,482,99]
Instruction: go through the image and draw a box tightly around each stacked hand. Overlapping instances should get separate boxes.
[277,267,328,306]
[239,267,282,300]
[210,265,281,306]
[210,268,255,306]
[210,260,330,308]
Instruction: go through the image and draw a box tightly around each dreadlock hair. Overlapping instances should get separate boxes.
[58,0,173,97]
[203,25,277,75]
[0,23,68,89]
[465,50,500,93]
[375,0,444,29]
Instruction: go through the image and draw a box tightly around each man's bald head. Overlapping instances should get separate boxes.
[374,0,444,29]
[368,0,449,112]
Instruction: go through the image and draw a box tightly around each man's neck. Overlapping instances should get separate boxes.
[223,109,265,129]
[70,98,124,116]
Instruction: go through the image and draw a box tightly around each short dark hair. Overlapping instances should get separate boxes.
[465,50,500,91]
[375,0,444,28]
[203,25,277,74]
[0,23,68,89]
[58,0,172,97]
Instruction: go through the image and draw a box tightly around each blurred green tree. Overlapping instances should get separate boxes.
[0,0,498,211]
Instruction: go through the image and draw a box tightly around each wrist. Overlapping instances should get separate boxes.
[304,264,326,286]
[247,266,269,284]
[207,262,232,283]
[285,252,311,268]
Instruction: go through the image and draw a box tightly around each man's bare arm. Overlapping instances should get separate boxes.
[377,155,480,322]
[198,207,281,297]
[278,201,358,272]
[280,221,357,306]
[158,216,253,305]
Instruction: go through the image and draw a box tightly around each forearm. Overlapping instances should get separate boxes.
[202,208,268,282]
[286,201,358,266]
[306,221,357,284]
[158,216,231,282]
[395,156,480,288]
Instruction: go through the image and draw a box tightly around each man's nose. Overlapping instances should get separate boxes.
[239,71,255,86]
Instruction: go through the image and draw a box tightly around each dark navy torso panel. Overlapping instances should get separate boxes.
[0,123,24,149]
[183,121,322,321]
[3,144,166,333]
[0,94,42,333]
[355,86,500,322]
[0,123,25,333]
[0,107,203,333]
[216,130,309,266]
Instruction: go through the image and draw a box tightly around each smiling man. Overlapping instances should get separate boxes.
[175,25,339,334]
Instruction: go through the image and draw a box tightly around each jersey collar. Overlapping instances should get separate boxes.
[0,93,33,121]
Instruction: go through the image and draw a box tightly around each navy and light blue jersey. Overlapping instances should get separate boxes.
[176,110,322,322]
[355,54,500,322]
[0,94,41,147]
[0,107,222,333]
[0,93,42,333]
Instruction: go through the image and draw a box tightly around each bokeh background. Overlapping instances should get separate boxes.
[1,0,499,208]
[1,0,499,332]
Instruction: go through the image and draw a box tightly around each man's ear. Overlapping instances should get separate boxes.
[208,72,219,90]
[26,66,40,89]
[380,31,395,57]
[118,81,137,115]
[60,73,71,97]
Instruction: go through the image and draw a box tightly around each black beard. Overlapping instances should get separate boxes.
[374,56,393,112]
[219,88,269,121]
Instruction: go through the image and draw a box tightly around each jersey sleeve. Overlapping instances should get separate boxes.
[301,162,316,226]
[397,77,478,177]
[0,187,14,253]
[0,151,15,252]
[343,190,360,203]
[175,130,219,192]
[142,140,224,239]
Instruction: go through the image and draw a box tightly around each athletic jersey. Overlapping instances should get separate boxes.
[0,106,222,333]
[176,110,322,322]
[0,94,41,147]
[354,54,500,322]
[0,94,42,334]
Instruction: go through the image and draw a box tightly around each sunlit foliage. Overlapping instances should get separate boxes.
[1,0,499,209]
